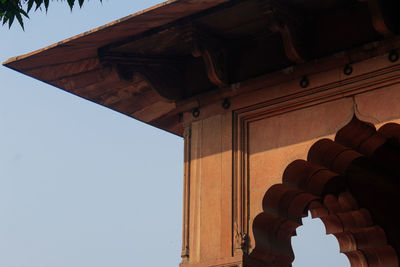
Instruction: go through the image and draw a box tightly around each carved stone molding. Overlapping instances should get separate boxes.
[98,51,185,101]
[181,126,191,261]
[232,111,250,256]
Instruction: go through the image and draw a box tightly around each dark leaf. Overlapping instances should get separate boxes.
[34,0,43,11]
[1,0,103,29]
[3,11,11,25]
[2,15,8,26]
[20,9,29,18]
[67,0,74,10]
[8,13,14,28]
[27,0,34,12]
[15,11,24,30]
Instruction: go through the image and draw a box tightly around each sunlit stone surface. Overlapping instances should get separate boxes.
[292,212,350,267]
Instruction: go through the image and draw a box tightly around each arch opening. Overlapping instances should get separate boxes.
[291,211,350,267]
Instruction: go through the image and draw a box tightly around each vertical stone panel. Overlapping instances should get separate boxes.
[188,120,202,263]
[220,112,233,258]
[200,115,223,261]
[184,113,234,266]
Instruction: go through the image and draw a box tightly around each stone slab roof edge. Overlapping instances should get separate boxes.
[2,0,229,70]
[2,0,230,136]
[4,0,399,136]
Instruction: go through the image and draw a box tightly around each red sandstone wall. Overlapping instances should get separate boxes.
[180,48,400,267]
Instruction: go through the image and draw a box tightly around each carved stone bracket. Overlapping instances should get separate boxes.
[99,51,185,101]
[183,25,229,88]
[260,0,311,64]
[361,0,400,37]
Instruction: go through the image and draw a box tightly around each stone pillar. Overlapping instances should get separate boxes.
[180,113,243,267]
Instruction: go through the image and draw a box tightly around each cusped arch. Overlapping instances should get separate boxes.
[247,117,400,267]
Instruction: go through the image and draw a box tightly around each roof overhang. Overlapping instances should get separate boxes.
[4,0,400,136]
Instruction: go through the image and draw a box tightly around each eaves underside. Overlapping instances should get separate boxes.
[3,0,400,136]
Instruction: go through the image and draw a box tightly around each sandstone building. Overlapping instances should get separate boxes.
[4,0,400,266]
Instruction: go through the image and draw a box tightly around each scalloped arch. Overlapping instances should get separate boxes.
[247,117,400,267]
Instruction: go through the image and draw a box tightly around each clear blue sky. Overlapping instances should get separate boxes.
[0,1,349,266]
[0,1,183,266]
